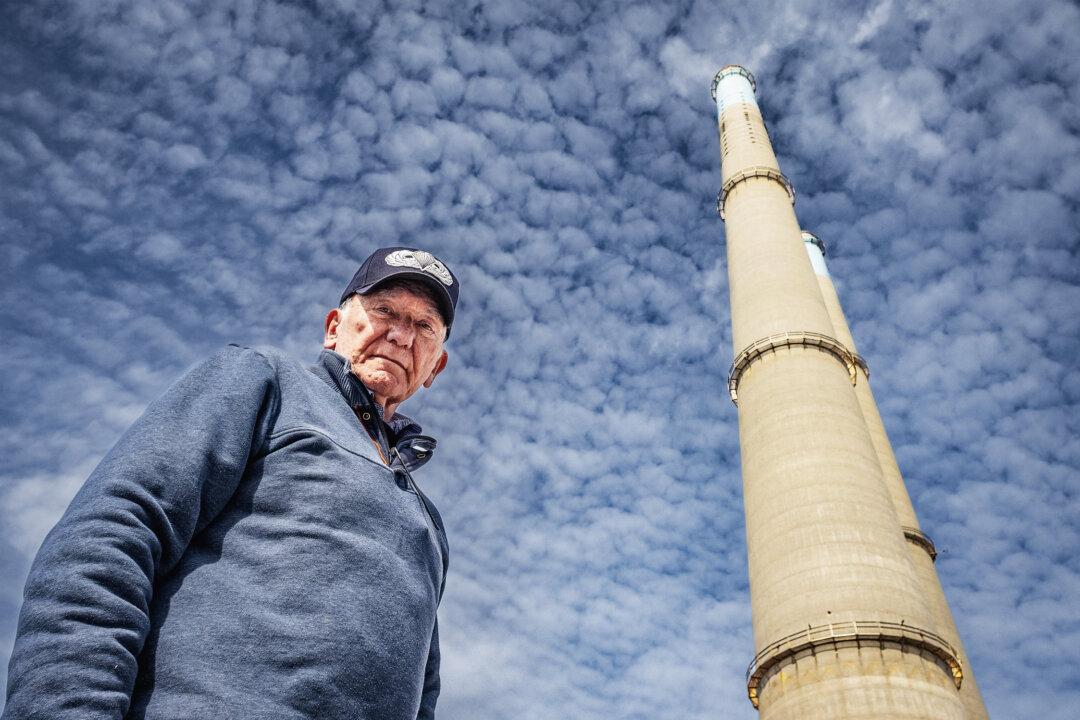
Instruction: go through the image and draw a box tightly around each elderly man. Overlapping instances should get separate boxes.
[3,247,458,720]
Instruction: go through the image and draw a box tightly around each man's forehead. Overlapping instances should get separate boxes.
[361,286,443,321]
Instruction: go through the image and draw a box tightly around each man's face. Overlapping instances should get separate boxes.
[323,285,448,410]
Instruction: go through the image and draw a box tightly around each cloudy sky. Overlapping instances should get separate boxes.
[2,0,1078,717]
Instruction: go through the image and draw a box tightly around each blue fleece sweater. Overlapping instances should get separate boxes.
[3,346,448,720]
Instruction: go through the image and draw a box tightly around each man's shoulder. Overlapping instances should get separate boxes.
[192,345,313,388]
[214,344,305,370]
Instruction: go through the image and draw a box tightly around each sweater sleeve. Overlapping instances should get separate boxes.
[416,617,441,720]
[2,346,279,720]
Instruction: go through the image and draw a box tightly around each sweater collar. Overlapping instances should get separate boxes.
[312,349,425,442]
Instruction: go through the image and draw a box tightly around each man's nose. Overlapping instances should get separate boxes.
[385,319,415,347]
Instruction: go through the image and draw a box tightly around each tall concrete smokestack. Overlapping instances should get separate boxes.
[802,232,989,719]
[712,64,968,718]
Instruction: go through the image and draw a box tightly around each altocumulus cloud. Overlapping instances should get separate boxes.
[1,0,1078,717]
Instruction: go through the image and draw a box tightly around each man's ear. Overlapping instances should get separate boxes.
[423,350,449,389]
[323,308,341,349]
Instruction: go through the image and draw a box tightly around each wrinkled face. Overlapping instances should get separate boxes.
[323,285,448,408]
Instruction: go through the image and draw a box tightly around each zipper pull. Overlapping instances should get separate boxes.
[389,447,410,490]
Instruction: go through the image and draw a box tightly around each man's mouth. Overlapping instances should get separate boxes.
[373,355,408,373]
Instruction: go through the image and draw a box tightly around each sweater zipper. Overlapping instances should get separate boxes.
[391,446,444,571]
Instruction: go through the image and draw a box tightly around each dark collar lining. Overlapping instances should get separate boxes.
[310,349,428,455]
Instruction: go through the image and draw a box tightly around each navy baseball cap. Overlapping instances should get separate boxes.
[340,247,459,337]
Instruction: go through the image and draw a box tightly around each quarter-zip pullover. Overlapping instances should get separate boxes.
[4,345,448,720]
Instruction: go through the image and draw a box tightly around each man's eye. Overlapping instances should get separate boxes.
[418,322,435,334]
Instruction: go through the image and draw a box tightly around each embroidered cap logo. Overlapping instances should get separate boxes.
[384,249,454,286]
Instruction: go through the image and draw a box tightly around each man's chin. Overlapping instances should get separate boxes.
[356,368,405,397]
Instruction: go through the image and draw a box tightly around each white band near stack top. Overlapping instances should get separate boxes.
[802,232,830,277]
[714,73,757,117]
